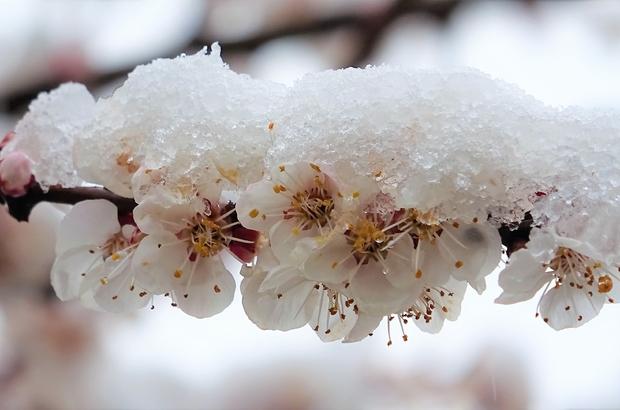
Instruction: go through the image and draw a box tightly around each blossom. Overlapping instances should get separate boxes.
[51,200,150,313]
[236,161,340,261]
[345,277,467,344]
[241,241,358,342]
[388,210,502,293]
[496,229,620,330]
[132,186,259,318]
[300,193,425,316]
[404,276,467,334]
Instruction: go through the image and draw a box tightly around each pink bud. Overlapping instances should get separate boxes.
[0,152,33,197]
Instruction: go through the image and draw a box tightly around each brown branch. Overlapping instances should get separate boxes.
[2,182,136,222]
[2,179,534,257]
[498,212,534,256]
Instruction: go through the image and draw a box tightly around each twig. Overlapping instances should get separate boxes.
[2,182,136,222]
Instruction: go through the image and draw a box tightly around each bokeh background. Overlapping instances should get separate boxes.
[1,1,620,409]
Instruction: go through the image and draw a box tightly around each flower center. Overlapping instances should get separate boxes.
[346,219,390,263]
[547,247,614,295]
[187,218,227,258]
[400,209,442,245]
[287,187,333,228]
[101,232,130,259]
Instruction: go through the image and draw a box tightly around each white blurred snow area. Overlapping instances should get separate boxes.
[1,1,620,409]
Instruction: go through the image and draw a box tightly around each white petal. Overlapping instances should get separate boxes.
[539,283,605,330]
[342,313,383,343]
[438,220,502,292]
[412,307,445,334]
[56,200,120,254]
[495,249,550,304]
[270,219,320,263]
[301,234,357,285]
[242,271,318,331]
[133,199,196,234]
[51,246,103,301]
[310,292,357,342]
[384,234,424,289]
[132,232,189,294]
[271,161,325,194]
[416,240,452,287]
[526,229,559,264]
[240,246,279,279]
[174,255,235,318]
[435,277,468,322]
[93,253,150,314]
[236,180,292,232]
[348,261,421,316]
[259,264,303,292]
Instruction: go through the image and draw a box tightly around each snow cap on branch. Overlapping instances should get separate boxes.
[74,43,287,201]
[0,83,95,191]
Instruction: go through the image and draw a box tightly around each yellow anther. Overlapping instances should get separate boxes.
[111,253,121,261]
[249,209,259,218]
[310,163,321,173]
[598,275,613,293]
[331,261,339,269]
[455,261,464,268]
[593,262,602,268]
[279,185,287,192]
[214,285,221,293]
[375,171,382,177]
[415,270,422,279]
[174,269,183,278]
[337,192,343,198]
[261,214,266,220]
[292,227,300,235]
[215,178,221,184]
[352,191,360,198]
[452,221,460,228]
[100,278,108,285]
[269,122,274,130]
[279,165,285,172]
[145,169,152,174]
[323,199,331,206]
[273,185,281,194]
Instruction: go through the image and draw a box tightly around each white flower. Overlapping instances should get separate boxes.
[405,276,467,334]
[389,210,502,294]
[132,187,258,318]
[241,243,358,342]
[236,161,340,262]
[496,229,620,330]
[300,194,425,316]
[51,200,150,313]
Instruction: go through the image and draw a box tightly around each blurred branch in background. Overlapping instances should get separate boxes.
[1,0,468,114]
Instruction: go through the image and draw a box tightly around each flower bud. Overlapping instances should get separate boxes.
[0,151,33,197]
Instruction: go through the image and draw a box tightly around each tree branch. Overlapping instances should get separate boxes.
[2,182,136,222]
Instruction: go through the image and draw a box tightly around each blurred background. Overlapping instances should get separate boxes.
[1,0,620,409]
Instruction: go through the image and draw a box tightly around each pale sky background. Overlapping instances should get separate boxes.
[1,1,620,409]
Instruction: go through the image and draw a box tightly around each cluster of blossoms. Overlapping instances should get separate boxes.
[1,44,620,342]
[237,161,500,342]
[52,184,259,318]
